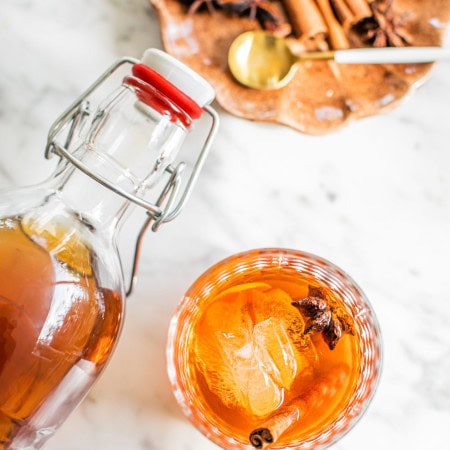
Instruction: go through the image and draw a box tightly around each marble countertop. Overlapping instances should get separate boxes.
[1,1,449,449]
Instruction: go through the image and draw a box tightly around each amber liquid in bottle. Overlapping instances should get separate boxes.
[189,270,361,446]
[0,217,123,448]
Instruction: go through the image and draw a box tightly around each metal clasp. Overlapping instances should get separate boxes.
[45,57,219,296]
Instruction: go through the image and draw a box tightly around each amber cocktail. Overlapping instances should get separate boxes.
[167,248,381,449]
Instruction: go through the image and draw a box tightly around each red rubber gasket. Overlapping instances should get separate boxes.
[124,75,192,128]
[132,63,203,121]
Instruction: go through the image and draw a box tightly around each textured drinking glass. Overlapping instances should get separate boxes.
[167,248,382,449]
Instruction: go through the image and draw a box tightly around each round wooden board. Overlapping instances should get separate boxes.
[150,0,450,134]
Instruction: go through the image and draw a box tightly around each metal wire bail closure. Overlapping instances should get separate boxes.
[45,55,219,296]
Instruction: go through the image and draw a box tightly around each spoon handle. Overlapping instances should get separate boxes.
[334,47,450,64]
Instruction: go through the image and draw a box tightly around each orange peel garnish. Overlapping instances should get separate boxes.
[213,282,272,302]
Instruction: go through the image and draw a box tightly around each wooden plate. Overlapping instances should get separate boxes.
[150,0,450,134]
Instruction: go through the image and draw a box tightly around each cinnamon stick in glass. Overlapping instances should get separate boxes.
[249,402,303,449]
[249,363,350,449]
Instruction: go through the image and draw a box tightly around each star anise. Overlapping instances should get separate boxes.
[181,0,219,15]
[354,0,412,47]
[218,0,291,36]
[292,286,354,350]
[179,0,290,36]
[256,4,291,36]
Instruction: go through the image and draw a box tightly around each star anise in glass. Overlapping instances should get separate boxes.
[354,0,412,47]
[292,286,354,350]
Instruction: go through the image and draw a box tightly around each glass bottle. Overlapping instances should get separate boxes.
[0,49,218,450]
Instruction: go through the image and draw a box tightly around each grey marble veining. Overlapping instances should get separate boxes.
[1,0,450,449]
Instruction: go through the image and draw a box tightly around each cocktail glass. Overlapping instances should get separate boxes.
[167,248,382,449]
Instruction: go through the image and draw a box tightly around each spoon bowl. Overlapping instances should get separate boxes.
[228,31,299,90]
[228,30,450,90]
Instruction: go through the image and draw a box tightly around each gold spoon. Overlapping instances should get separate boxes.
[228,30,450,90]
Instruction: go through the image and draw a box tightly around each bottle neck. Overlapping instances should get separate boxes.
[53,83,191,231]
[55,157,133,232]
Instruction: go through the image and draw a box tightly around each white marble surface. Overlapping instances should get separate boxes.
[1,1,450,449]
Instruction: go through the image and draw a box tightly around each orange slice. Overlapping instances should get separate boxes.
[21,217,92,276]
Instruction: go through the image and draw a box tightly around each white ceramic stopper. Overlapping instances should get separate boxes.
[141,48,215,107]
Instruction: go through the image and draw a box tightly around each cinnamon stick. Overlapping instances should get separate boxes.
[315,0,350,49]
[249,403,302,449]
[249,364,350,449]
[330,0,355,27]
[282,0,328,40]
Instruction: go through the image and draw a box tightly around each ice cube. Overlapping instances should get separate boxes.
[218,333,283,417]
[194,285,318,418]
[253,317,298,390]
